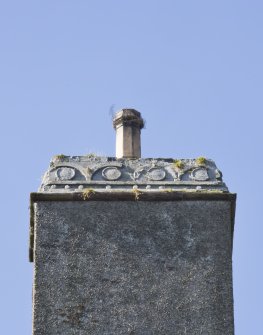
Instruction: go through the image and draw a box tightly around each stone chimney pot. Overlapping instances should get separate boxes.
[113,108,144,159]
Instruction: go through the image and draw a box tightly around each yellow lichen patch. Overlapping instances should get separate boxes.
[163,188,173,193]
[196,156,207,165]
[82,188,95,200]
[54,154,67,161]
[132,189,142,200]
[173,159,185,170]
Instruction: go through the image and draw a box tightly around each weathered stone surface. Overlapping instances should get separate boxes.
[39,156,228,192]
[33,200,234,335]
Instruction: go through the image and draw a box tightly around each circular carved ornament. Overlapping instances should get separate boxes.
[56,167,76,180]
[102,167,122,181]
[190,168,209,181]
[147,168,166,181]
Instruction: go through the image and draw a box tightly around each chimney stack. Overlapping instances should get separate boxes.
[30,110,236,334]
[113,109,144,159]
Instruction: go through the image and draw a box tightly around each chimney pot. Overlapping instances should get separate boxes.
[113,109,144,159]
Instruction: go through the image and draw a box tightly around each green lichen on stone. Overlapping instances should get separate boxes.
[82,188,95,200]
[54,154,67,161]
[173,159,185,170]
[196,156,207,166]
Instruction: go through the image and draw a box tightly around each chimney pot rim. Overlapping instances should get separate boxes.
[113,108,144,129]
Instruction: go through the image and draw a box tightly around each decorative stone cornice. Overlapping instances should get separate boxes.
[38,155,228,192]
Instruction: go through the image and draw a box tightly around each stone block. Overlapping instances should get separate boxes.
[32,195,235,335]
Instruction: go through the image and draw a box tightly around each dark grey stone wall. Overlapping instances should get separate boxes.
[33,200,234,335]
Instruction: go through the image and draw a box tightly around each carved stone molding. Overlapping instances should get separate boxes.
[40,156,228,192]
[147,168,166,181]
[190,168,209,181]
[56,167,75,181]
[102,167,122,181]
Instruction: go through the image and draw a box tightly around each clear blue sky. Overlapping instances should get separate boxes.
[0,1,262,334]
